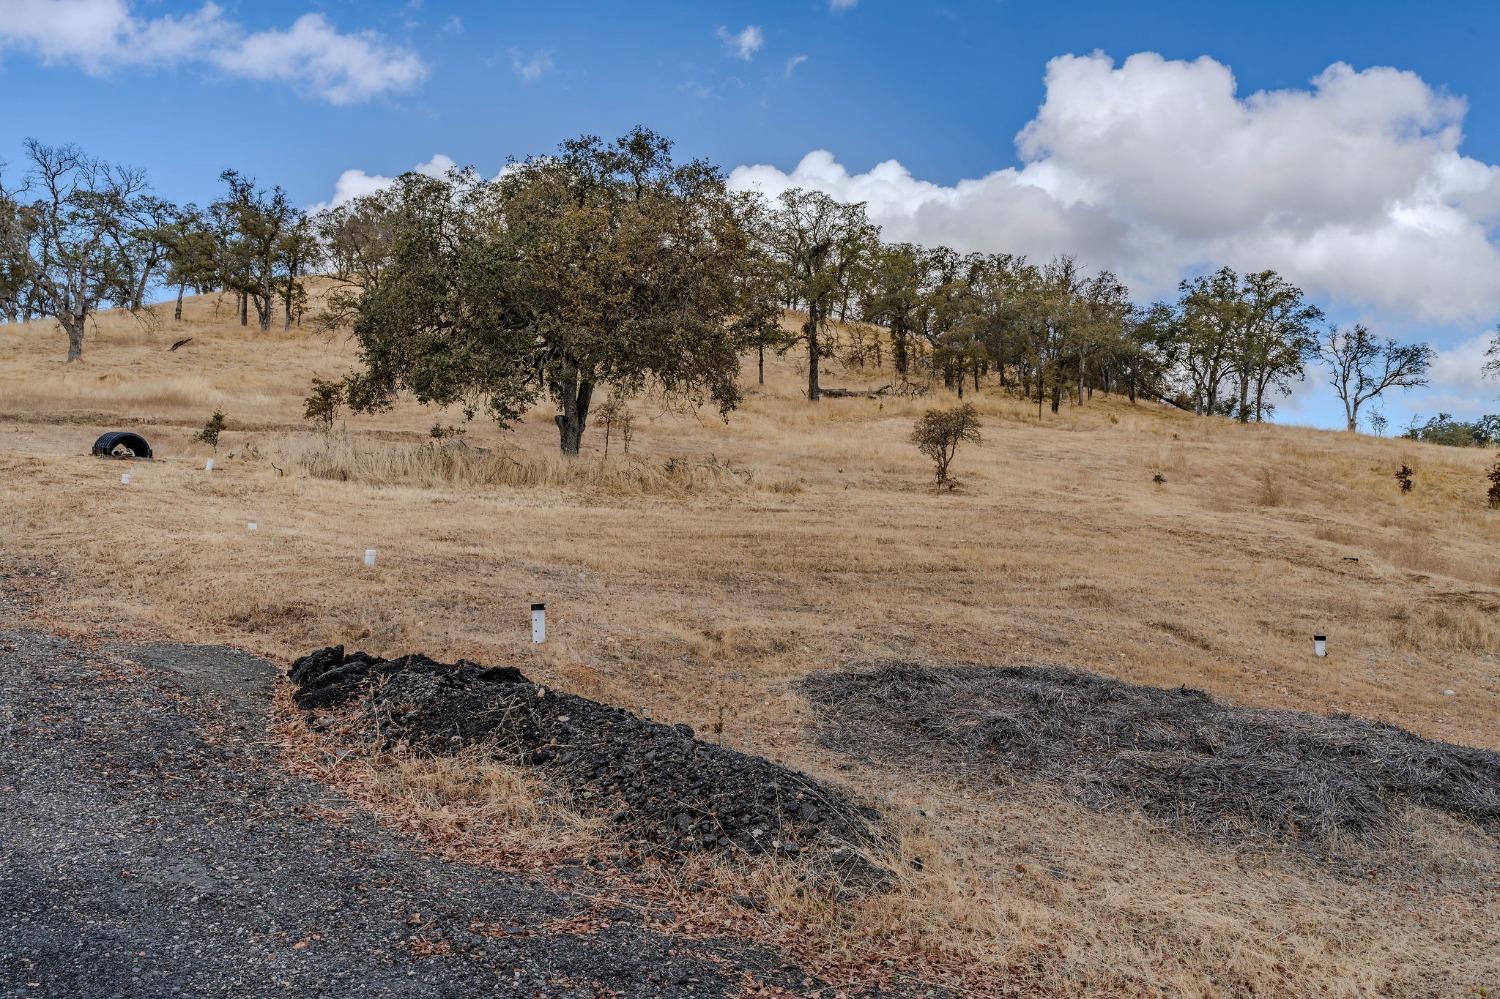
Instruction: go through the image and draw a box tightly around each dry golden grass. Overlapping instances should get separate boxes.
[4,292,1499,996]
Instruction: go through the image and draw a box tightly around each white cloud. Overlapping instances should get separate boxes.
[830,0,859,9]
[1430,331,1500,397]
[785,53,807,77]
[716,25,763,61]
[309,153,456,214]
[0,0,426,103]
[508,47,553,83]
[729,51,1500,325]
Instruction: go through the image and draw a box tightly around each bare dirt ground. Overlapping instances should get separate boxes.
[2,293,1498,995]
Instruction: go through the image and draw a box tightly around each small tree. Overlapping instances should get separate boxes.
[1319,324,1434,432]
[195,410,227,452]
[911,403,982,485]
[303,377,345,431]
[594,397,633,458]
[1487,459,1500,509]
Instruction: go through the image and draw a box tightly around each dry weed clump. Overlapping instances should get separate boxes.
[275,433,755,496]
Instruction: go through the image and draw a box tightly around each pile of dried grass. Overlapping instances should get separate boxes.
[804,663,1500,855]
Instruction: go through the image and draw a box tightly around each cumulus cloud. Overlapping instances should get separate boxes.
[0,0,426,103]
[729,51,1500,325]
[716,25,763,61]
[1430,330,1500,397]
[309,153,457,214]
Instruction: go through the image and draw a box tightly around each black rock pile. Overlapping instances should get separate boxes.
[804,663,1500,853]
[291,646,883,879]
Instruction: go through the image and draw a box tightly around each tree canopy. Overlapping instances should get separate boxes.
[343,128,768,453]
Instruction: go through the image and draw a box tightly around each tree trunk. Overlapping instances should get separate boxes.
[174,283,186,322]
[239,291,248,326]
[554,375,594,455]
[806,312,821,401]
[758,342,765,386]
[63,315,85,362]
[1050,381,1061,414]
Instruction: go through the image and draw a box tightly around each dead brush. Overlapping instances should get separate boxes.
[274,686,602,868]
[274,433,756,497]
[1391,602,1500,655]
[1252,466,1287,507]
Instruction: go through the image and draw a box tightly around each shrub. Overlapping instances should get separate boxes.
[194,409,227,452]
[303,377,345,431]
[1487,459,1500,509]
[1395,464,1414,494]
[911,404,982,485]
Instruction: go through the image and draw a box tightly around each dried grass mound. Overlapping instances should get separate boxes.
[804,663,1500,852]
[291,646,884,882]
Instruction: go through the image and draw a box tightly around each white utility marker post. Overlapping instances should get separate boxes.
[120,473,131,485]
[531,602,546,644]
[247,522,258,532]
[364,549,377,568]
[1313,632,1327,658]
[205,458,214,472]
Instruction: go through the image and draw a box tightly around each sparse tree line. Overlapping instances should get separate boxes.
[1,140,313,361]
[4,131,1499,452]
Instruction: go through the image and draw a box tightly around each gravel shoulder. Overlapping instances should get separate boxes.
[0,627,840,998]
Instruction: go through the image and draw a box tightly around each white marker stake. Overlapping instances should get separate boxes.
[531,603,546,644]
[120,473,131,485]
[364,549,377,568]
[205,458,214,472]
[247,522,258,532]
[1313,632,1327,658]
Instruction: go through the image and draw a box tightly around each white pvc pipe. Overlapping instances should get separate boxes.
[531,603,546,644]
[205,458,214,472]
[1313,632,1327,658]
[247,522,258,532]
[120,473,130,485]
[364,549,377,568]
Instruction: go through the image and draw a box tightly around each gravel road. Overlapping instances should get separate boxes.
[0,627,853,998]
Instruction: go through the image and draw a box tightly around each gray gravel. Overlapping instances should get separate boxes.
[0,628,849,998]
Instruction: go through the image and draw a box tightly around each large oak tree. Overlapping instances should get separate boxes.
[344,128,766,454]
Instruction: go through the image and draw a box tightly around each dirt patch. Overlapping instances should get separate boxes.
[804,663,1500,859]
[290,646,885,884]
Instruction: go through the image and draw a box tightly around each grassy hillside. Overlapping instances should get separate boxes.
[2,292,1497,996]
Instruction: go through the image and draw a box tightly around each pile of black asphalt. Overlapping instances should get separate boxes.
[0,624,896,998]
[289,646,885,884]
[804,662,1500,859]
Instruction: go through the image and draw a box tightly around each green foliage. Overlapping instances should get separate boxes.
[303,377,345,431]
[752,187,879,400]
[1487,459,1500,509]
[911,403,982,484]
[195,410,227,452]
[1394,464,1414,494]
[1403,413,1500,448]
[210,170,305,332]
[343,128,761,454]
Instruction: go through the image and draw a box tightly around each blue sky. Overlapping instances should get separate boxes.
[4,0,1500,429]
